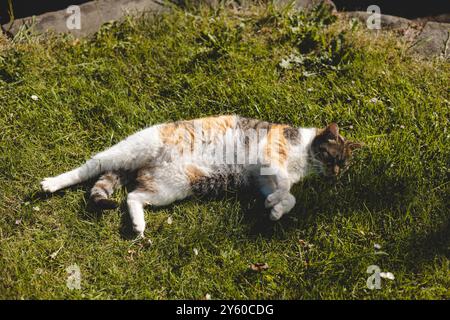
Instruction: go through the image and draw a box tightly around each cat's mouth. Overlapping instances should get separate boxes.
[322,164,350,179]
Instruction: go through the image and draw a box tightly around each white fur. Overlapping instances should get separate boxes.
[41,119,318,236]
[41,126,163,193]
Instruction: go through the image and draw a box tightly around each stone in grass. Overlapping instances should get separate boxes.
[4,0,168,38]
[343,11,412,30]
[412,22,450,59]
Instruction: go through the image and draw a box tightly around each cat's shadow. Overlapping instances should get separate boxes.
[24,179,136,238]
[239,164,420,239]
[27,158,418,242]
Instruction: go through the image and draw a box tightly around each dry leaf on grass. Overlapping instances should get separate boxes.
[249,263,269,272]
[126,249,136,261]
[299,239,314,250]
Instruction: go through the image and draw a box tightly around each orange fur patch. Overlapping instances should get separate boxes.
[160,121,196,153]
[185,164,205,184]
[201,115,235,133]
[199,115,237,142]
[265,125,288,167]
[160,116,237,152]
[136,167,157,193]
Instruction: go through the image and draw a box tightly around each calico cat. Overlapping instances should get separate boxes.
[41,115,361,236]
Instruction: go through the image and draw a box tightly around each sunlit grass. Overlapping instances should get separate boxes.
[0,4,448,299]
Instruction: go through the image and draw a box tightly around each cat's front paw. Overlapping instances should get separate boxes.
[265,191,284,208]
[268,193,296,221]
[41,177,61,193]
[269,205,284,221]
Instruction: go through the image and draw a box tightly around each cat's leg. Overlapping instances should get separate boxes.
[265,192,296,221]
[127,164,192,236]
[41,126,162,193]
[126,189,152,236]
[258,167,296,221]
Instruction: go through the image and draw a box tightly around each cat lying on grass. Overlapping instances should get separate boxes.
[41,115,362,236]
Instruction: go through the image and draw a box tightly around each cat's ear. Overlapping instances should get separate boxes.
[324,122,339,139]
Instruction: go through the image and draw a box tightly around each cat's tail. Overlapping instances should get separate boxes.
[41,126,162,193]
[89,171,129,210]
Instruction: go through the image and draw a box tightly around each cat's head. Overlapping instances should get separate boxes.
[310,123,362,177]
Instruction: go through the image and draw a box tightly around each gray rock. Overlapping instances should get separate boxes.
[412,21,450,58]
[343,11,412,30]
[2,0,336,37]
[2,0,168,37]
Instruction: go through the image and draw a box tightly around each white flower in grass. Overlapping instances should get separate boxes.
[289,54,304,64]
[31,95,39,101]
[380,272,395,280]
[205,293,211,300]
[32,206,40,211]
[369,97,379,103]
[167,216,173,225]
[279,58,291,69]
[193,248,199,256]
[302,71,316,77]
[307,88,314,92]
[374,243,382,250]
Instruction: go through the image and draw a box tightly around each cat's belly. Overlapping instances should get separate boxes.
[190,165,251,196]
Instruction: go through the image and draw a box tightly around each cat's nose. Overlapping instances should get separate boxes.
[332,165,340,176]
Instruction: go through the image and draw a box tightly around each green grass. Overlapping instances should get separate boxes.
[0,3,449,299]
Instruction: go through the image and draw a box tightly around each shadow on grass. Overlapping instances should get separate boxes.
[27,159,422,243]
[240,163,420,239]
[402,216,450,272]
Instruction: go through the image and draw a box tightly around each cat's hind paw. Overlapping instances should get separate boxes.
[132,223,145,238]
